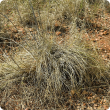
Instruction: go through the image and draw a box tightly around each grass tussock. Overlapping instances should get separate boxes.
[0,0,110,109]
[0,35,109,109]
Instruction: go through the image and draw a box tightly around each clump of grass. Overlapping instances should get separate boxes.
[0,33,109,109]
[0,0,110,109]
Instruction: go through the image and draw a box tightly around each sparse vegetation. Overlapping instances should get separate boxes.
[0,0,110,109]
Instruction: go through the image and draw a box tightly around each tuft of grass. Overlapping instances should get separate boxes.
[0,34,109,109]
[0,0,110,109]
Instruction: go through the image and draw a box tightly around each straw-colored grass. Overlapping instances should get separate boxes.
[0,34,109,109]
[0,0,110,109]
